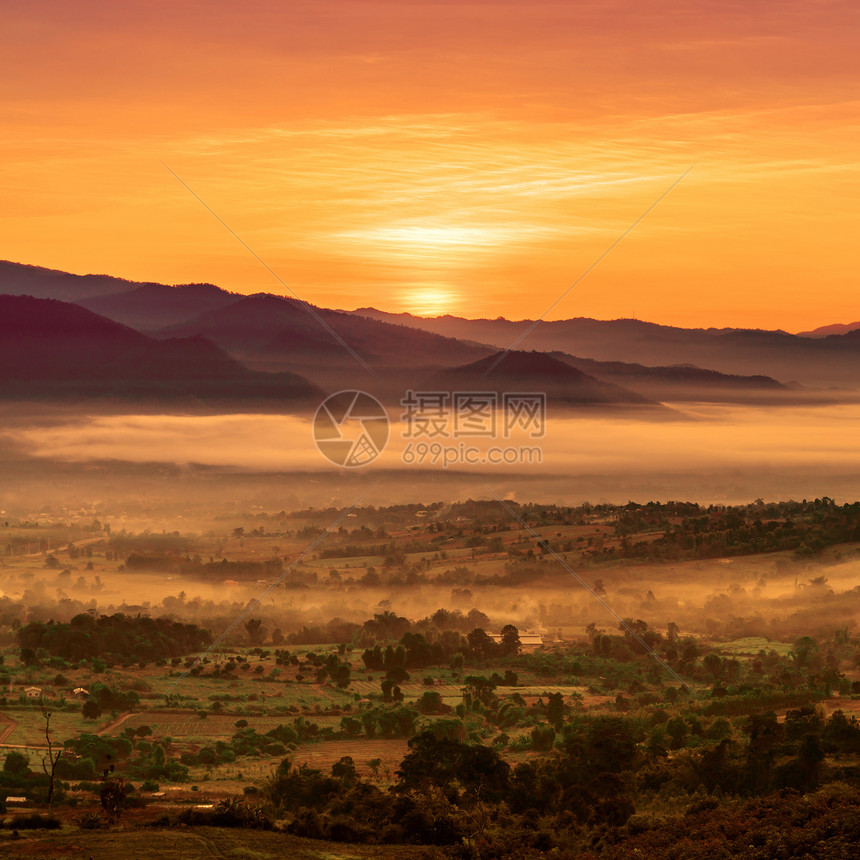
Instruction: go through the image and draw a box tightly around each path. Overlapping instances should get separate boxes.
[0,714,16,744]
[96,711,133,736]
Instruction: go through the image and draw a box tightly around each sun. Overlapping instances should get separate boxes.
[401,286,457,317]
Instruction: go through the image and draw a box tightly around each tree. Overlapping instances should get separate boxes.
[100,776,129,824]
[245,618,265,646]
[467,628,497,659]
[547,692,564,730]
[703,652,723,681]
[500,624,521,656]
[340,716,361,737]
[83,699,103,720]
[396,731,510,804]
[666,716,688,750]
[40,699,64,811]
[386,665,410,685]
[331,755,357,783]
[531,724,556,751]
[3,751,29,776]
[417,690,446,715]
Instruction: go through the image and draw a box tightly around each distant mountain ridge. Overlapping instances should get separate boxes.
[0,260,163,301]
[797,321,860,338]
[78,282,238,330]
[547,353,791,403]
[0,295,322,407]
[160,293,490,383]
[427,350,669,411]
[354,308,860,386]
[3,259,858,398]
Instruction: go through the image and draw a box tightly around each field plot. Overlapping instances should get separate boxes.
[105,712,344,740]
[147,674,356,707]
[716,637,794,656]
[178,738,412,795]
[290,738,410,776]
[514,684,595,699]
[0,709,88,748]
[0,826,430,859]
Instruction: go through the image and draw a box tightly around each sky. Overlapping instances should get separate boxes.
[2,0,859,329]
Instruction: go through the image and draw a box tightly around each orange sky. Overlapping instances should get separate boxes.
[3,0,859,329]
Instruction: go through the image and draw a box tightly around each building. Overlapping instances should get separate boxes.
[489,631,546,650]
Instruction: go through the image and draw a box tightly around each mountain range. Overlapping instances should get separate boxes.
[1,260,857,410]
[0,294,322,408]
[356,309,860,387]
[427,351,670,413]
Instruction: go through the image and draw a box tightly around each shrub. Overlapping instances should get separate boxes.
[6,813,61,830]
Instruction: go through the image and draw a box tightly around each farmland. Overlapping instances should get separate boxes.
[3,498,860,857]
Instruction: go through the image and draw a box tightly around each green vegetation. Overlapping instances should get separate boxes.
[4,497,860,856]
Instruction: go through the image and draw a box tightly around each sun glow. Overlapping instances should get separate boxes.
[2,1,859,328]
[401,286,458,317]
[335,222,521,266]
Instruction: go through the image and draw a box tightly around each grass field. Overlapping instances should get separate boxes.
[0,825,434,859]
[106,712,344,741]
[179,737,412,794]
[715,636,794,656]
[0,708,90,748]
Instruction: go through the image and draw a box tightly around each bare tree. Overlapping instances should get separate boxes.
[40,698,63,811]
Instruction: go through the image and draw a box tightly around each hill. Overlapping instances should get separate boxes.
[160,295,490,396]
[77,281,238,330]
[0,296,322,407]
[355,308,860,387]
[548,353,791,403]
[797,320,860,338]
[0,259,152,301]
[427,350,668,412]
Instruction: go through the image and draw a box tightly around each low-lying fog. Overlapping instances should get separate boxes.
[3,402,860,646]
[4,403,860,507]
[4,548,860,646]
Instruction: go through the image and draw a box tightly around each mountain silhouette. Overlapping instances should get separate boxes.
[797,321,860,338]
[78,282,237,330]
[427,350,668,411]
[548,353,790,403]
[355,308,860,386]
[6,260,859,396]
[0,296,322,407]
[0,260,152,302]
[161,294,489,387]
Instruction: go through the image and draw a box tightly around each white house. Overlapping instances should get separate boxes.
[24,686,42,699]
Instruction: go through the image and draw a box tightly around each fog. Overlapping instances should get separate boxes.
[3,538,859,649]
[4,403,860,507]
[2,401,860,648]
